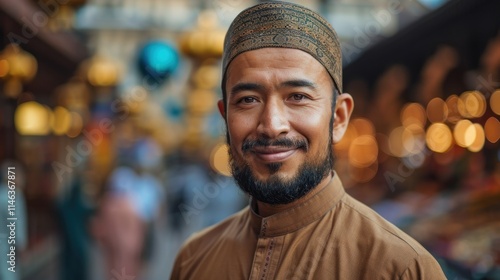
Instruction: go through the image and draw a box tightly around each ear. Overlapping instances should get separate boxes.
[217,99,226,120]
[332,93,354,143]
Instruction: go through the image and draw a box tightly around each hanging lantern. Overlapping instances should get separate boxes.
[179,10,226,60]
[86,55,122,87]
[137,41,179,88]
[0,44,38,98]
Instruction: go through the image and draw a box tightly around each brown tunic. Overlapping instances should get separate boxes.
[171,174,446,279]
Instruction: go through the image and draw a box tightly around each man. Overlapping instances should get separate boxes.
[171,1,446,279]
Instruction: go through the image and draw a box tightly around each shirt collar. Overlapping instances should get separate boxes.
[249,172,346,237]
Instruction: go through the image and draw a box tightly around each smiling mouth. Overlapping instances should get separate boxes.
[252,146,297,162]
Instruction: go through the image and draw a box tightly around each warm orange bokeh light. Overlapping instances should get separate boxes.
[427,97,448,123]
[401,103,426,128]
[491,90,500,116]
[485,116,500,143]
[446,95,462,123]
[467,124,485,152]
[348,135,378,168]
[426,123,453,153]
[454,119,475,148]
[458,91,486,118]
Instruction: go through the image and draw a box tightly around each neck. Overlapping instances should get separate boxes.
[255,171,334,217]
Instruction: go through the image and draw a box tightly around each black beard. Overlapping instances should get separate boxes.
[228,128,334,205]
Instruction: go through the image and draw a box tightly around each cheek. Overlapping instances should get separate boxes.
[289,109,330,144]
[227,113,257,145]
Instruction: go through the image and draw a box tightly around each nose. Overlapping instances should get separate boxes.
[256,98,290,138]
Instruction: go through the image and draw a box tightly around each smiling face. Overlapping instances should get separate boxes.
[219,48,351,205]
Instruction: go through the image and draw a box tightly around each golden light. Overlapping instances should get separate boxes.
[491,90,500,116]
[388,126,407,157]
[426,97,448,123]
[210,143,232,176]
[336,123,358,152]
[401,103,426,127]
[446,95,462,123]
[351,118,375,136]
[426,123,453,153]
[14,101,51,136]
[193,64,220,89]
[87,56,122,87]
[348,135,378,168]
[403,124,426,154]
[0,44,38,98]
[66,112,83,138]
[179,10,226,59]
[186,89,216,115]
[453,119,475,148]
[467,124,485,152]
[485,117,500,143]
[51,106,72,135]
[458,91,486,118]
[0,59,9,77]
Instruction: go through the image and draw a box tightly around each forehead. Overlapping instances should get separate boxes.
[225,48,333,88]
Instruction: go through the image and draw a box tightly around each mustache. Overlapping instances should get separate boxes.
[242,137,308,152]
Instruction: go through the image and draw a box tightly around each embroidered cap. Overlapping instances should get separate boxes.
[222,1,342,93]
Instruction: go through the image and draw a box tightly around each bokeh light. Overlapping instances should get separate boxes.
[336,122,358,152]
[484,116,500,143]
[210,143,231,176]
[467,123,485,152]
[401,103,426,127]
[87,56,121,87]
[348,135,378,168]
[388,126,407,157]
[15,101,51,135]
[426,97,448,123]
[66,112,83,138]
[446,94,462,123]
[426,123,453,153]
[351,118,376,136]
[403,124,426,154]
[458,91,486,118]
[491,90,500,115]
[51,106,72,135]
[453,119,475,148]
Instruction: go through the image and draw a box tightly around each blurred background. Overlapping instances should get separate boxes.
[0,0,499,279]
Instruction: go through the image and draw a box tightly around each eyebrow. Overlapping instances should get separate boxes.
[229,83,265,96]
[229,79,317,95]
[280,79,317,90]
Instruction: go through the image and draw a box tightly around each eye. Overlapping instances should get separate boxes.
[289,94,307,101]
[239,96,257,104]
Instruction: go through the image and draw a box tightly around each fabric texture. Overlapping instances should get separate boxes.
[170,173,446,280]
[222,1,343,93]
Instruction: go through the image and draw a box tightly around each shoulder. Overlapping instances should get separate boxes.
[336,194,445,278]
[340,193,429,254]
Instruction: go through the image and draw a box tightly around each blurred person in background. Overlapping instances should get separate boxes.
[92,137,163,280]
[171,1,446,279]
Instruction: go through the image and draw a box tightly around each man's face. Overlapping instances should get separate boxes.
[220,48,336,205]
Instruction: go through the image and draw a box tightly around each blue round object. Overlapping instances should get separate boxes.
[138,41,179,86]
